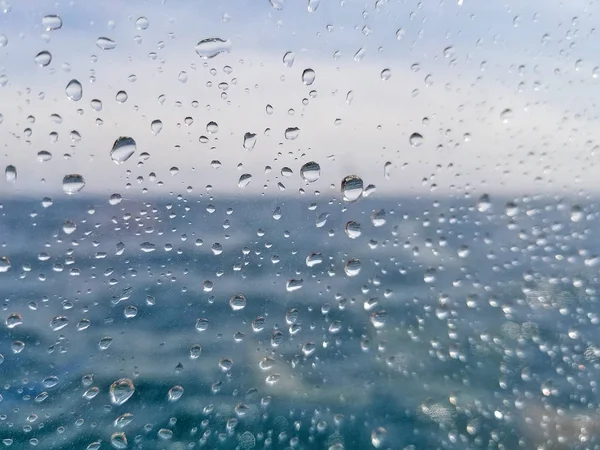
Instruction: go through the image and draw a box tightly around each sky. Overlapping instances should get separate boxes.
[0,0,598,199]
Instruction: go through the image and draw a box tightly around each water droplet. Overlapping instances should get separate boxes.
[0,257,11,272]
[500,108,513,123]
[158,429,173,440]
[302,69,315,86]
[409,132,423,147]
[151,120,163,135]
[195,38,231,59]
[341,175,363,202]
[140,242,155,252]
[110,378,135,406]
[110,432,127,449]
[96,37,116,50]
[344,258,361,276]
[65,79,82,101]
[6,313,22,328]
[115,90,128,103]
[34,51,52,67]
[135,17,149,30]
[354,47,366,62]
[371,427,387,448]
[306,252,323,267]
[282,51,295,68]
[238,174,252,188]
[37,150,52,162]
[206,121,219,134]
[477,194,491,212]
[114,413,134,428]
[62,174,86,195]
[286,278,304,292]
[168,385,184,402]
[189,344,202,359]
[300,161,320,182]
[345,221,361,238]
[5,165,16,183]
[99,336,113,350]
[370,311,387,328]
[269,0,285,10]
[195,318,209,332]
[243,132,257,150]
[380,69,391,80]
[42,376,59,388]
[42,15,62,31]
[110,137,136,164]
[50,316,68,331]
[308,0,321,12]
[83,387,99,400]
[285,127,300,140]
[230,294,247,311]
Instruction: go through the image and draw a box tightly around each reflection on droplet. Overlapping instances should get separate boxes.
[110,137,136,164]
[65,79,83,101]
[62,174,86,195]
[302,69,315,86]
[34,51,52,67]
[42,15,62,31]
[110,378,135,406]
[230,294,247,311]
[195,38,231,59]
[96,37,116,50]
[341,175,363,202]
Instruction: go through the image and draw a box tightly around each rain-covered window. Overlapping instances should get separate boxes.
[0,0,599,449]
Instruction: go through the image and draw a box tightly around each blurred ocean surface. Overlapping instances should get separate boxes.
[0,195,599,449]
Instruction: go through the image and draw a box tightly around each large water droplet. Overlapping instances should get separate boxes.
[151,120,163,135]
[96,37,116,50]
[65,79,82,101]
[285,127,300,140]
[62,174,86,195]
[195,38,231,59]
[243,132,256,150]
[6,313,22,328]
[110,432,127,449]
[34,51,52,67]
[409,132,423,147]
[50,316,69,331]
[42,15,62,31]
[168,385,184,402]
[238,174,252,188]
[341,175,363,202]
[110,378,135,406]
[300,161,320,182]
[282,51,295,68]
[5,165,16,183]
[302,69,315,86]
[110,137,136,164]
[230,294,247,311]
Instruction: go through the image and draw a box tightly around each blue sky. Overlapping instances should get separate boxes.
[0,0,597,198]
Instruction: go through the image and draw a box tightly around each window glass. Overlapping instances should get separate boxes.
[0,0,598,449]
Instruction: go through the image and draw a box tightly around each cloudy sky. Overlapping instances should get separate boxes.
[0,0,597,198]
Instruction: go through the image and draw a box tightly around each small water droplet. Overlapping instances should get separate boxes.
[0,257,11,272]
[308,0,321,12]
[65,79,82,101]
[34,51,52,67]
[135,17,149,30]
[110,432,128,449]
[114,413,134,428]
[302,69,315,86]
[110,378,135,406]
[50,316,68,331]
[341,175,363,202]
[269,0,285,10]
[96,37,116,50]
[115,90,128,103]
[195,38,231,59]
[344,258,361,276]
[286,278,304,292]
[110,137,136,164]
[42,15,62,31]
[380,68,391,80]
[477,194,491,212]
[62,174,86,194]
[345,221,361,238]
[500,108,513,123]
[168,385,184,402]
